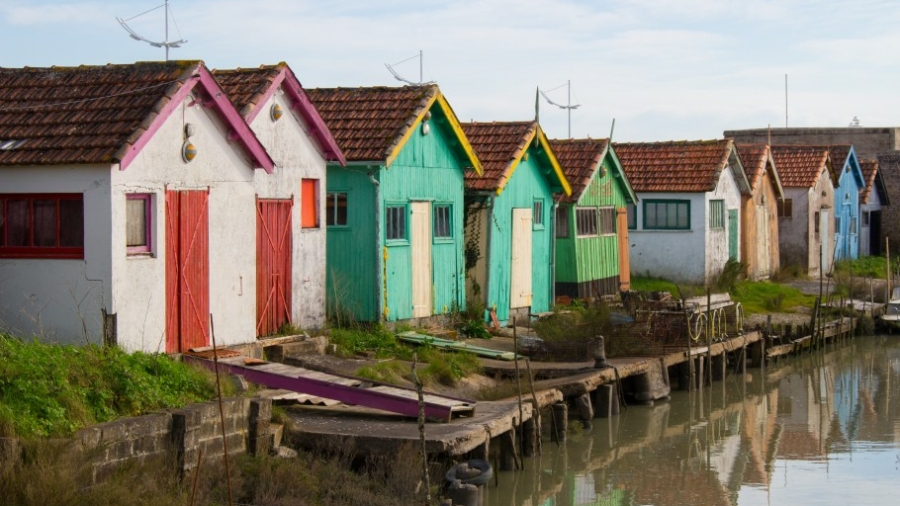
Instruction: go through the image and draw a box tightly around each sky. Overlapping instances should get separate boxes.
[2,0,900,142]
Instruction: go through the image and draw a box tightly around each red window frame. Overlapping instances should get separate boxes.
[0,193,84,259]
[126,193,153,255]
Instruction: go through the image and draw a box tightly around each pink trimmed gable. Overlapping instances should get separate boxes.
[118,63,274,173]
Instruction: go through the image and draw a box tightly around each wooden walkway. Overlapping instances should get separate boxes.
[183,354,475,422]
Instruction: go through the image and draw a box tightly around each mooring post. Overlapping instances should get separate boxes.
[551,403,568,443]
[522,418,537,457]
[592,383,620,417]
[575,393,593,428]
[499,428,519,472]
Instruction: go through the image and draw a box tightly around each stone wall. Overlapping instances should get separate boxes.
[2,397,275,483]
[878,153,900,254]
[724,127,900,159]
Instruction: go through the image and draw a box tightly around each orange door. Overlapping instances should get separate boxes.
[165,190,210,353]
[256,199,293,336]
[617,207,631,291]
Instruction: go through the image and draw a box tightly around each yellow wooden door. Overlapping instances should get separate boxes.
[510,208,533,308]
[410,202,433,318]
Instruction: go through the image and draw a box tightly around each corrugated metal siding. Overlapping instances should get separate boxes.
[165,190,209,353]
[380,119,467,320]
[256,199,292,337]
[326,167,378,321]
[487,148,555,322]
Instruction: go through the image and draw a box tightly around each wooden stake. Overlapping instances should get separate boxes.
[188,448,203,506]
[524,358,542,456]
[411,353,431,505]
[209,315,233,506]
[513,317,524,469]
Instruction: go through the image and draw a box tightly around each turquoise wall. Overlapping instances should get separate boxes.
[486,147,556,323]
[379,114,468,320]
[325,166,378,321]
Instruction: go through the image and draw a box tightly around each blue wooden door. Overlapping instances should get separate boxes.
[728,210,738,261]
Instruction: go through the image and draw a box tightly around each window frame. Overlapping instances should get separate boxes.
[599,206,616,236]
[0,193,85,259]
[385,203,408,244]
[576,207,598,237]
[708,200,725,229]
[126,193,153,255]
[642,199,691,231]
[626,203,637,230]
[778,198,793,219]
[433,203,452,242]
[325,191,348,228]
[533,199,544,230]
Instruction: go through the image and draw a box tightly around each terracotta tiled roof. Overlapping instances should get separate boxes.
[213,63,346,165]
[771,146,831,188]
[304,85,436,162]
[735,143,769,190]
[549,138,609,202]
[0,61,200,166]
[213,64,283,117]
[612,139,734,192]
[462,121,538,192]
[828,144,851,169]
[860,159,879,204]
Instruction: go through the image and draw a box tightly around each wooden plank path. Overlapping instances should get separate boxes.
[183,354,475,422]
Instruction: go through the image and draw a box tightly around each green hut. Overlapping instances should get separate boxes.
[462,121,572,325]
[550,138,637,298]
[306,85,482,322]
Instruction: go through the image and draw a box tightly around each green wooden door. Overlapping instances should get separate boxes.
[728,209,738,260]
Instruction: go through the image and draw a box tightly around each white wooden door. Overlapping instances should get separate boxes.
[410,202,432,318]
[510,208,533,309]
[820,209,831,274]
[756,205,770,278]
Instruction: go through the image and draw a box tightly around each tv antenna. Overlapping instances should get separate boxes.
[539,80,580,139]
[117,0,187,61]
[385,50,434,86]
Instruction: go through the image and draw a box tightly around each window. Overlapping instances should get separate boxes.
[835,215,841,235]
[576,208,598,236]
[627,203,636,230]
[533,199,544,228]
[850,216,857,235]
[863,212,870,227]
[599,207,616,235]
[709,200,725,229]
[643,200,690,230]
[555,206,570,238]
[0,194,84,259]
[778,199,793,218]
[325,192,347,226]
[814,211,820,236]
[433,205,451,239]
[126,194,152,254]
[301,179,318,228]
[385,205,406,241]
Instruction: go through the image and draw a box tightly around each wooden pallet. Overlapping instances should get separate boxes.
[184,354,475,422]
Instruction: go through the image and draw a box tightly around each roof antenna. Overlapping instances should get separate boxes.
[539,80,581,139]
[784,74,789,128]
[385,50,435,86]
[609,118,616,142]
[767,123,772,146]
[117,0,187,62]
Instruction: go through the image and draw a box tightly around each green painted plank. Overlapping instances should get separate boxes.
[396,331,519,361]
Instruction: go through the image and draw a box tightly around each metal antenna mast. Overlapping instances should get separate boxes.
[385,50,434,86]
[117,0,187,61]
[539,80,581,139]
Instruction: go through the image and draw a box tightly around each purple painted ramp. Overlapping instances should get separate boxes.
[184,355,475,422]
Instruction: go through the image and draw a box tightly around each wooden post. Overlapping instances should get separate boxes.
[551,403,568,443]
[411,354,431,506]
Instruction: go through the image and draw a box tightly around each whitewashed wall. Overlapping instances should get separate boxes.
[778,169,834,277]
[110,92,260,352]
[0,166,111,344]
[249,91,329,330]
[629,192,707,283]
[704,164,743,282]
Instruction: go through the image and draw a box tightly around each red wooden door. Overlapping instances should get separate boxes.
[165,190,210,353]
[256,199,293,336]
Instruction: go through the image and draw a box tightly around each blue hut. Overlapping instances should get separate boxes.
[829,145,865,261]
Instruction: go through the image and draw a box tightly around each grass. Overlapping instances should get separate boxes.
[328,326,412,360]
[355,347,481,388]
[731,280,817,315]
[0,334,227,438]
[833,255,897,279]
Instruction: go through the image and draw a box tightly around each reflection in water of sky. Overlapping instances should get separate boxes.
[483,335,900,506]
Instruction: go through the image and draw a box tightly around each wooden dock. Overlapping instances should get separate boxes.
[183,354,475,422]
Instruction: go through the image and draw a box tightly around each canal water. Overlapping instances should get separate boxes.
[484,335,900,506]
